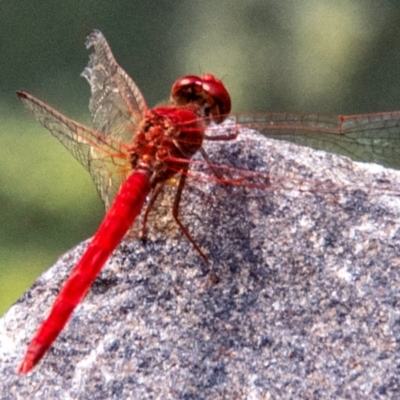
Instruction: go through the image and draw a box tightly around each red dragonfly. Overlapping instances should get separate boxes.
[17,30,400,374]
[17,30,233,374]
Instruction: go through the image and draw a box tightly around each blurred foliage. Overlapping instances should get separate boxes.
[1,0,400,316]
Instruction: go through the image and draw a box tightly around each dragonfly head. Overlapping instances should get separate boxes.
[170,74,231,125]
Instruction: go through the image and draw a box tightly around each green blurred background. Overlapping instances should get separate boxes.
[1,1,400,316]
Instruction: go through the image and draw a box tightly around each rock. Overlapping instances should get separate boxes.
[1,125,400,399]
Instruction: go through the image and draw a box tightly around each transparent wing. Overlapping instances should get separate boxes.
[237,111,400,170]
[18,92,130,209]
[81,29,147,143]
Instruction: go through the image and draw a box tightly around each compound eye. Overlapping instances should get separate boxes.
[170,75,203,104]
[200,74,231,119]
[171,74,231,124]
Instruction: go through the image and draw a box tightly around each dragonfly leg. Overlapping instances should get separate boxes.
[199,147,234,196]
[172,169,209,264]
[140,183,164,241]
[200,148,224,180]
[203,122,239,141]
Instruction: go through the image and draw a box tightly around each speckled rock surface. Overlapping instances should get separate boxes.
[1,127,400,399]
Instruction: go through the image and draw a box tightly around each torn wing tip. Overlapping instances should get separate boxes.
[84,29,103,49]
[80,67,92,83]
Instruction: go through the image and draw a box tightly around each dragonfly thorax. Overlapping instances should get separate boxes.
[129,106,206,187]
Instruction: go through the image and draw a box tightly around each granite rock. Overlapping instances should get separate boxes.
[1,126,400,399]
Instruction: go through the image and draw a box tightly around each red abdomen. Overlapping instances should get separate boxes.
[18,171,151,374]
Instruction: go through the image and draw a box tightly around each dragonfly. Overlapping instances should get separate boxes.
[17,29,400,374]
